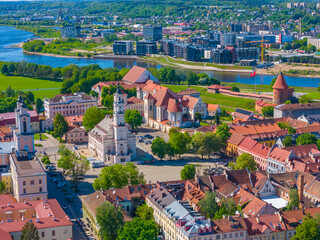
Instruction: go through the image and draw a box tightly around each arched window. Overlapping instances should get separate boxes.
[23,121,27,133]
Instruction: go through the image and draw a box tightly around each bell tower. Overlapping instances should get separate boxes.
[14,96,34,155]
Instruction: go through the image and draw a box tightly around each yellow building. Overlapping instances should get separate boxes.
[80,191,106,240]
[226,134,245,157]
[1,172,12,193]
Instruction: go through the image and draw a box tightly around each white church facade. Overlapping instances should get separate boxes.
[88,84,136,163]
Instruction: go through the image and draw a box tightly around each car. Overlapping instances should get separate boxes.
[147,140,152,144]
[62,204,67,209]
[138,139,144,143]
[144,134,154,139]
[52,178,60,183]
[144,141,149,145]
[49,172,58,177]
[224,163,229,167]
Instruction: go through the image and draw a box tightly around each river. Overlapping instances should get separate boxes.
[1,25,320,87]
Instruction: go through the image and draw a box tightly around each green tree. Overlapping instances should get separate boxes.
[35,98,43,113]
[299,95,313,103]
[194,112,202,122]
[5,86,15,98]
[292,215,320,240]
[215,113,220,125]
[83,106,105,131]
[53,113,68,141]
[151,137,167,160]
[93,163,146,190]
[8,63,16,74]
[96,202,124,240]
[270,76,277,88]
[57,145,73,175]
[20,222,40,240]
[0,181,6,193]
[1,64,9,76]
[229,153,257,171]
[117,217,158,240]
[285,100,292,104]
[186,71,198,85]
[26,91,34,103]
[168,127,180,137]
[199,191,219,219]
[283,136,293,147]
[296,133,317,146]
[180,164,196,180]
[136,204,154,221]
[286,188,300,210]
[262,106,274,117]
[203,132,222,158]
[216,123,231,144]
[231,86,240,92]
[124,109,142,131]
[66,154,90,191]
[190,132,206,158]
[169,132,191,158]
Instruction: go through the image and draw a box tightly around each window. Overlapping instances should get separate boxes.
[41,232,45,237]
[23,181,26,186]
[240,232,244,236]
[52,230,55,236]
[30,180,34,185]
[39,179,42,184]
[39,187,42,192]
[216,235,220,240]
[235,233,238,237]
[23,189,26,194]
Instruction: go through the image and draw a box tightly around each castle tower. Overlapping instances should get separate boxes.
[14,97,34,154]
[113,83,129,159]
[272,72,294,104]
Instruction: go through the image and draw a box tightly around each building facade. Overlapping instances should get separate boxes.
[44,92,98,120]
[113,40,134,55]
[88,84,136,163]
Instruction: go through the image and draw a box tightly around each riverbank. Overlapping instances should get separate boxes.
[23,50,90,59]
[256,63,320,77]
[142,55,253,72]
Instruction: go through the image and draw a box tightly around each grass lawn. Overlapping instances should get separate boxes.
[222,82,320,100]
[200,121,211,126]
[34,133,49,140]
[163,84,256,111]
[0,74,62,99]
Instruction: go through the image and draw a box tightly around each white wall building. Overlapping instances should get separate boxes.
[88,85,136,163]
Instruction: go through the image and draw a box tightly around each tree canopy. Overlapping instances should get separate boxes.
[292,215,320,240]
[83,106,105,131]
[20,222,40,240]
[124,109,142,131]
[229,153,257,171]
[93,162,146,190]
[151,137,168,160]
[296,133,317,146]
[180,164,196,180]
[96,202,124,240]
[53,113,68,141]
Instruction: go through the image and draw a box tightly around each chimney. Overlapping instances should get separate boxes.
[298,174,304,208]
[256,217,260,224]
[195,174,200,185]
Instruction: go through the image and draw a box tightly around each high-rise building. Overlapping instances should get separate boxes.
[230,23,243,33]
[143,25,162,41]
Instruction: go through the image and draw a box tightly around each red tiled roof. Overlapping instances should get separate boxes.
[245,213,286,236]
[272,72,288,90]
[167,99,182,112]
[238,137,258,152]
[196,125,216,133]
[0,194,16,204]
[255,99,276,107]
[144,93,155,100]
[228,133,246,146]
[208,85,232,90]
[296,125,320,134]
[181,95,198,109]
[0,111,39,126]
[127,96,144,104]
[207,104,220,112]
[268,147,292,162]
[122,66,147,84]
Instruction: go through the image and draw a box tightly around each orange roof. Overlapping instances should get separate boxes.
[272,72,289,90]
[144,93,155,100]
[65,115,84,124]
[238,137,259,152]
[167,98,182,112]
[227,133,246,146]
[208,85,232,90]
[268,147,292,162]
[181,95,198,109]
[207,104,220,112]
[122,66,147,84]
[127,96,144,104]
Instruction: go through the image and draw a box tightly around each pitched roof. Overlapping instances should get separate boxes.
[272,72,289,90]
[227,133,245,146]
[144,93,155,100]
[268,147,292,162]
[275,102,320,111]
[122,66,147,84]
[177,88,199,95]
[208,85,232,90]
[238,137,259,152]
[127,96,144,104]
[245,213,286,236]
[207,104,220,112]
[167,98,182,112]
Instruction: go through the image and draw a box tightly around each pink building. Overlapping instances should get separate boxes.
[44,92,98,120]
[238,137,270,171]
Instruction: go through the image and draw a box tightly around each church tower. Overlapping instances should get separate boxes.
[14,96,34,155]
[113,83,129,161]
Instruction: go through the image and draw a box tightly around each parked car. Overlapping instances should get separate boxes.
[58,182,66,188]
[144,134,154,139]
[138,139,144,143]
[62,204,67,209]
[51,178,59,183]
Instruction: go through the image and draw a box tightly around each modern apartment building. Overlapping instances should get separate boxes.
[136,40,157,56]
[61,25,81,38]
[113,40,134,55]
[143,25,162,41]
